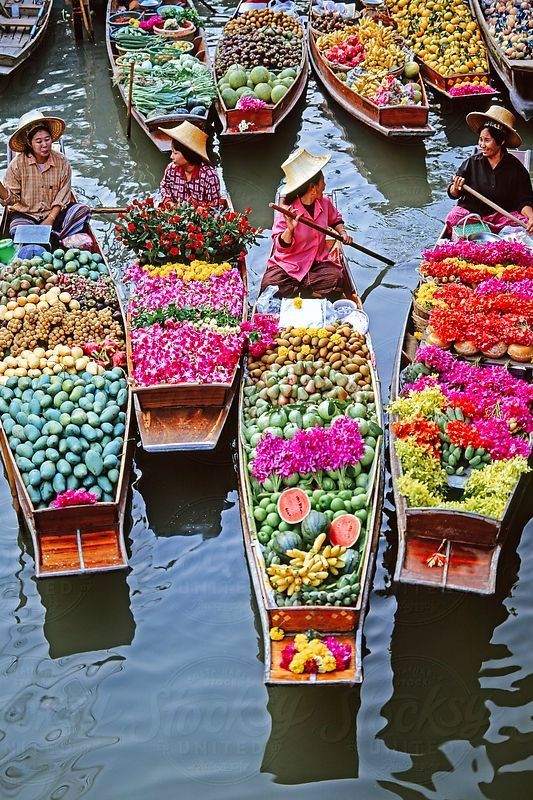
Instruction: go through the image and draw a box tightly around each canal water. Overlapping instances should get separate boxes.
[0,3,532,798]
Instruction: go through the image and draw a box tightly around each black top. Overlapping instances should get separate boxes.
[447,151,533,215]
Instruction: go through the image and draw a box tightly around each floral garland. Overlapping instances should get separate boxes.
[142,260,233,281]
[241,314,279,357]
[251,417,365,486]
[279,632,352,674]
[421,240,533,268]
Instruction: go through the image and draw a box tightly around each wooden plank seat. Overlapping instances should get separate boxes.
[0,16,36,27]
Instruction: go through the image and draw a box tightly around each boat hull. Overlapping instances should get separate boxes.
[0,0,52,77]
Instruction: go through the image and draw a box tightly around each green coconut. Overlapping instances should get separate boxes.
[236,86,254,98]
[403,61,420,79]
[228,69,247,90]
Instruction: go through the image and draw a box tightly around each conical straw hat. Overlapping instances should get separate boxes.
[158,120,210,163]
[10,110,65,153]
[280,148,331,196]
[466,105,521,148]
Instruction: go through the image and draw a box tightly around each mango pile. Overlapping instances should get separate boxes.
[388,0,490,77]
[481,0,532,60]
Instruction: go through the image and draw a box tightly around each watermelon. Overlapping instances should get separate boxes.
[272,531,303,556]
[329,514,361,548]
[277,488,311,524]
[301,510,329,544]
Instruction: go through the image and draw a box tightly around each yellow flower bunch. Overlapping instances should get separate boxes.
[269,627,285,641]
[277,345,289,358]
[300,344,311,355]
[414,282,446,310]
[293,296,303,309]
[329,332,342,344]
[144,260,233,281]
[288,636,337,674]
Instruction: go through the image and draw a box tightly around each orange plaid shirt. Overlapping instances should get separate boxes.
[1,150,72,219]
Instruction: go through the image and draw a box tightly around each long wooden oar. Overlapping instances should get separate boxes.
[463,183,529,230]
[269,202,394,266]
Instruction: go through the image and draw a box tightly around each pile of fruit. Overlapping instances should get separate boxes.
[215,9,303,121]
[315,13,425,105]
[241,316,382,609]
[217,64,298,109]
[310,8,359,34]
[391,345,532,519]
[481,0,532,60]
[387,0,491,84]
[0,248,128,511]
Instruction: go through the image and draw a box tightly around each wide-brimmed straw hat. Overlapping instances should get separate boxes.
[466,105,521,149]
[158,120,210,163]
[9,110,65,153]
[280,148,331,196]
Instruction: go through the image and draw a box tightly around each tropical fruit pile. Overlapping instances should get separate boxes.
[315,13,424,106]
[388,0,491,87]
[217,64,298,109]
[241,314,382,608]
[480,0,532,60]
[0,249,128,511]
[215,8,303,114]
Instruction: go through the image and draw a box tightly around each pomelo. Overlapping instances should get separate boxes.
[254,82,272,102]
[404,61,420,79]
[250,65,270,85]
[228,69,247,90]
[277,487,311,524]
[329,514,361,548]
[221,87,239,109]
[271,84,288,104]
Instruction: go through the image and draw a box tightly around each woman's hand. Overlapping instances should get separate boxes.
[0,181,9,202]
[280,204,301,245]
[335,226,352,245]
[525,217,533,235]
[449,175,465,199]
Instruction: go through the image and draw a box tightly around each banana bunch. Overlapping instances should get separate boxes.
[355,17,405,72]
[267,534,347,596]
[351,74,382,97]
[316,26,359,51]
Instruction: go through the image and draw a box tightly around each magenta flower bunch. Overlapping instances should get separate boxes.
[50,489,98,508]
[422,240,533,267]
[131,320,245,385]
[448,83,494,97]
[236,96,268,111]
[127,265,245,319]
[241,313,279,357]
[476,278,533,300]
[324,636,352,670]
[251,417,365,484]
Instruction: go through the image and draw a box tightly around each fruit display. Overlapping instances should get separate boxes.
[480,0,532,60]
[0,244,128,512]
[241,313,382,609]
[215,9,304,74]
[417,239,533,363]
[390,345,533,519]
[387,0,492,90]
[217,64,298,109]
[310,8,359,34]
[314,13,425,106]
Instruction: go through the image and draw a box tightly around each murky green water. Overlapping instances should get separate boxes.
[0,3,532,798]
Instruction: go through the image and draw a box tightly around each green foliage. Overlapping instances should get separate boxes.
[395,437,447,493]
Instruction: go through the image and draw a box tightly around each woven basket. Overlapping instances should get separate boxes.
[413,298,430,319]
[153,21,196,40]
[412,310,429,334]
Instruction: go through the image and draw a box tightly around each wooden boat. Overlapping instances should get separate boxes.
[308,5,434,139]
[125,233,247,453]
[0,0,52,77]
[238,242,384,685]
[0,146,132,578]
[214,0,309,142]
[469,0,533,121]
[391,152,533,594]
[105,0,213,153]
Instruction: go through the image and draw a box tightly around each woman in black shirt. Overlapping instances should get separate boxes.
[446,106,533,236]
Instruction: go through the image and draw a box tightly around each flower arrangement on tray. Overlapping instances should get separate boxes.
[119,198,259,387]
[390,345,533,519]
[276,630,352,675]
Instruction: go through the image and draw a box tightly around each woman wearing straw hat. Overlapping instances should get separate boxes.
[0,110,91,244]
[446,105,533,235]
[260,149,352,298]
[158,121,221,205]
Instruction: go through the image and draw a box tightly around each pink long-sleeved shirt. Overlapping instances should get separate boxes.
[267,196,343,281]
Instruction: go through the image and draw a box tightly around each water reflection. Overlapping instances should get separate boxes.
[38,572,135,659]
[262,686,359,783]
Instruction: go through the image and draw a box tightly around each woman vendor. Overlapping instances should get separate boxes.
[0,110,90,244]
[446,105,533,235]
[260,148,352,298]
[158,121,221,205]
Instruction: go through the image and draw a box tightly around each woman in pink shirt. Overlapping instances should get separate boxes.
[260,149,351,298]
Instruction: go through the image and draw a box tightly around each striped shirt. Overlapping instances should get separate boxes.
[159,163,221,205]
[0,150,72,220]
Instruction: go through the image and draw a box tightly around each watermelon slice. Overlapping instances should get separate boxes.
[277,488,311,524]
[329,514,361,548]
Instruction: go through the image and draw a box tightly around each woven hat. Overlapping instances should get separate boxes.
[158,120,210,163]
[9,110,65,153]
[280,148,331,196]
[466,105,521,148]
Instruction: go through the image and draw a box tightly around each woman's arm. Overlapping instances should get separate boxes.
[0,160,21,207]
[203,168,221,204]
[326,197,351,244]
[49,159,72,210]
[448,158,469,199]
[520,204,533,234]
[159,164,174,202]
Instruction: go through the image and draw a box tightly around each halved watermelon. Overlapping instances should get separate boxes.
[329,514,361,548]
[277,488,311,524]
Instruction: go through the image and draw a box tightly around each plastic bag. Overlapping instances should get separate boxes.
[256,285,281,315]
[61,233,93,251]
[16,245,46,259]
